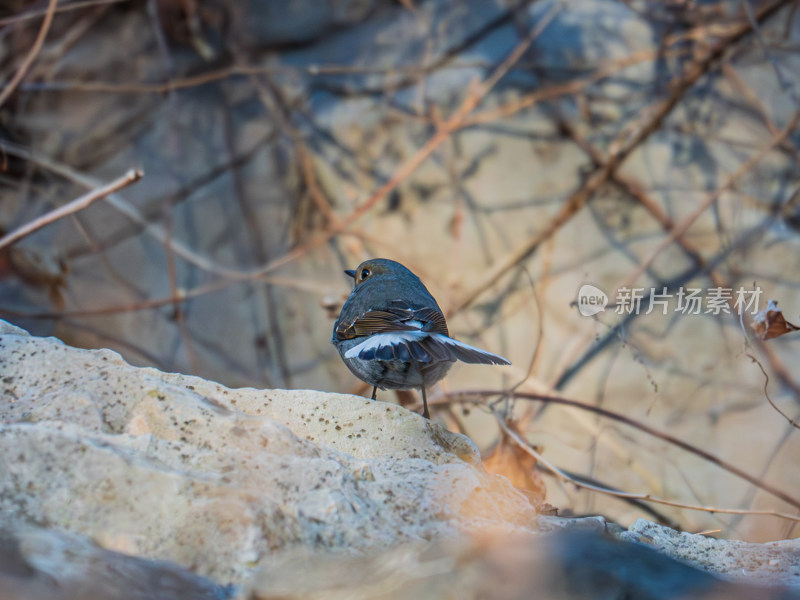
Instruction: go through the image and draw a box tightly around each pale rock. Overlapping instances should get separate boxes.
[621,519,800,587]
[3,320,799,599]
[0,524,228,600]
[0,320,538,584]
[243,528,795,600]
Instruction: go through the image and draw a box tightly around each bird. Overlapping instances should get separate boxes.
[331,258,511,419]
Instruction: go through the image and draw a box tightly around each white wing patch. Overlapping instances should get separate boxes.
[344,331,510,366]
[344,331,427,359]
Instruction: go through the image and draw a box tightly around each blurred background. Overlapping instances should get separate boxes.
[1,0,799,543]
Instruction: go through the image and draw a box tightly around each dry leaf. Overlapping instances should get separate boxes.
[483,425,547,508]
[751,299,800,340]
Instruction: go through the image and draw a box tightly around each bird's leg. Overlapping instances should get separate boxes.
[371,386,377,400]
[421,387,430,420]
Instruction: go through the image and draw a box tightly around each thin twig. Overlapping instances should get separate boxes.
[615,113,799,295]
[493,411,800,523]
[17,0,536,96]
[16,62,497,94]
[448,0,793,316]
[161,202,201,374]
[0,0,59,109]
[338,1,564,231]
[448,389,800,511]
[0,271,335,320]
[742,339,800,430]
[555,110,800,403]
[739,0,800,107]
[0,0,130,27]
[0,140,272,278]
[0,169,143,251]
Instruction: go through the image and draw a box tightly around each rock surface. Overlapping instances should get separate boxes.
[0,320,537,584]
[243,529,798,600]
[1,320,798,599]
[621,519,800,587]
[0,525,229,600]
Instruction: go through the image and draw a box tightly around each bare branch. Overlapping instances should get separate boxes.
[448,389,800,512]
[448,0,794,315]
[0,0,130,27]
[493,411,800,523]
[616,113,799,294]
[0,169,143,251]
[0,0,59,109]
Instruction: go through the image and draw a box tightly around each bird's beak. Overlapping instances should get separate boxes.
[344,269,356,279]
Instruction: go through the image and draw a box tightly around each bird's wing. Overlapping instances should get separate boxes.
[343,331,510,365]
[338,302,510,366]
[335,302,449,341]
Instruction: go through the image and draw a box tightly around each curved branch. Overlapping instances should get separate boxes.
[447,389,800,512]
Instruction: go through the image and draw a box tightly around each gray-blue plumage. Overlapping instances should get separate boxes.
[331,258,510,419]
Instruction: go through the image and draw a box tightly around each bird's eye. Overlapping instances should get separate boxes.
[360,268,370,280]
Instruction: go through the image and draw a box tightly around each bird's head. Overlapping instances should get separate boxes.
[344,258,413,288]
